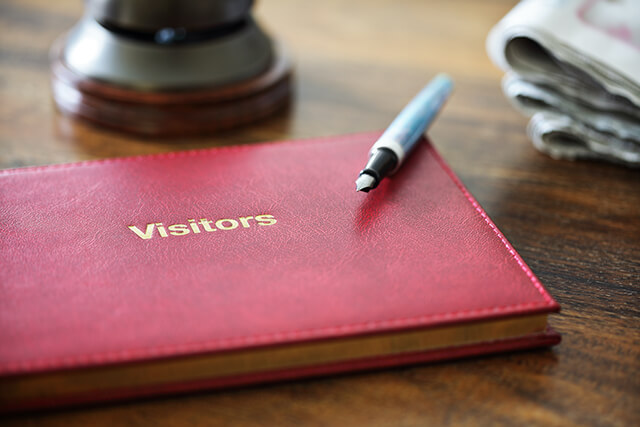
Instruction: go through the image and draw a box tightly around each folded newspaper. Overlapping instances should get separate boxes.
[487,0,640,167]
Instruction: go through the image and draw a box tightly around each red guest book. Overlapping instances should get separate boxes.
[0,132,560,411]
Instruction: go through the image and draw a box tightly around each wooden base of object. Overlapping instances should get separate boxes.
[50,40,292,137]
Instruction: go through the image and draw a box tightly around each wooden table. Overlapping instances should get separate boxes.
[1,1,638,425]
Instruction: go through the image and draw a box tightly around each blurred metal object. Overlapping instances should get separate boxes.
[86,0,254,32]
[62,17,272,90]
[51,0,292,136]
[62,0,271,90]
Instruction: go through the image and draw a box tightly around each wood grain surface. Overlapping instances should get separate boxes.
[1,0,638,426]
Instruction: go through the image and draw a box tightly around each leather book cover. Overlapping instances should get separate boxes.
[0,132,560,411]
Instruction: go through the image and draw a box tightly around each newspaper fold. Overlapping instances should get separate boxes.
[487,0,640,166]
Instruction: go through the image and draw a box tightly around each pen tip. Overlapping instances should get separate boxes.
[355,174,376,193]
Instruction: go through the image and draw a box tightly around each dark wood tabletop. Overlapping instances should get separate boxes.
[1,0,638,425]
